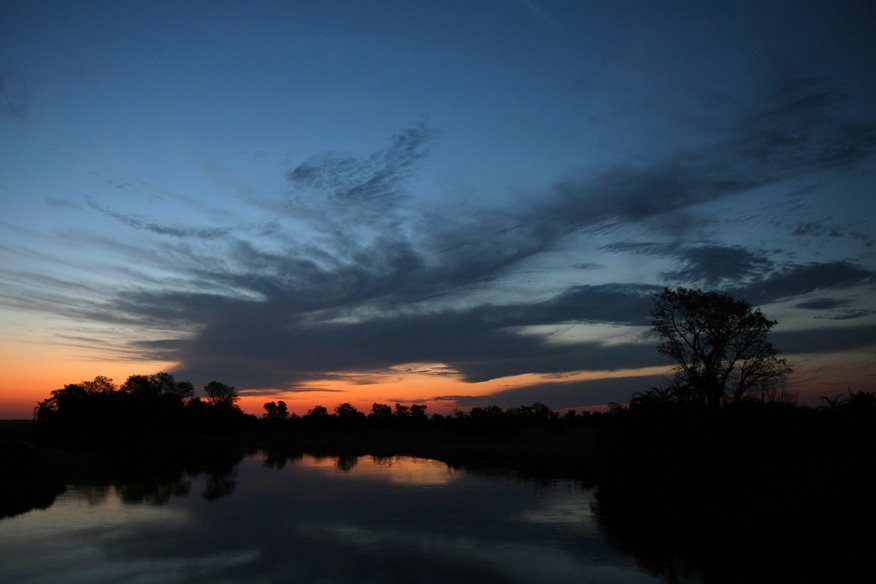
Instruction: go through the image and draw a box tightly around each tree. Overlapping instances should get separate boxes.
[304,405,329,419]
[370,402,393,421]
[263,400,288,421]
[121,374,159,396]
[652,287,791,407]
[334,402,361,418]
[81,376,116,394]
[120,372,193,400]
[152,372,195,400]
[204,381,238,407]
[334,403,366,428]
[409,404,428,421]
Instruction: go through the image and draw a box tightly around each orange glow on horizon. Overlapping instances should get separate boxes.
[235,364,675,417]
[4,346,873,419]
[0,338,177,419]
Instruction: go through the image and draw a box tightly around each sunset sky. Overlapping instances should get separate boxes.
[2,1,874,418]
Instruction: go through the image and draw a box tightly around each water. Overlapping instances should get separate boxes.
[0,452,660,583]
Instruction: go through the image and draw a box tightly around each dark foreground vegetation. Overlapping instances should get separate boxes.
[3,375,875,582]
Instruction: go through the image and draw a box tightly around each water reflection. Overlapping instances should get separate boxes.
[278,453,458,486]
[0,451,659,584]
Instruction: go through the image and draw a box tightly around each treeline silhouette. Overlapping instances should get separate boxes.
[33,373,254,442]
[262,400,576,432]
[30,372,599,453]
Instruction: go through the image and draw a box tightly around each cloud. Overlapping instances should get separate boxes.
[663,245,775,286]
[793,220,874,248]
[794,298,851,310]
[86,198,232,239]
[605,242,775,286]
[603,244,873,305]
[153,291,662,388]
[771,324,876,354]
[792,297,873,321]
[45,197,83,209]
[449,375,667,409]
[733,261,874,303]
[0,72,28,121]
[238,387,347,397]
[734,78,876,172]
[286,121,435,206]
[819,309,873,321]
[793,222,843,238]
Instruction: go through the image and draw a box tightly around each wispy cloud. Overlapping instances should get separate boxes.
[795,298,851,310]
[604,242,776,286]
[732,261,874,303]
[0,71,28,121]
[286,121,435,207]
[793,220,874,247]
[86,198,232,239]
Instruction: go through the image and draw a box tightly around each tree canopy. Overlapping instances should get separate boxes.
[34,373,250,439]
[204,381,238,407]
[651,287,791,407]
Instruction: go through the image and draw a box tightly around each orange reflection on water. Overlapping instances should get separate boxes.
[269,453,457,486]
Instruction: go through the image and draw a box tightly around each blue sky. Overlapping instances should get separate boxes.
[1,1,875,415]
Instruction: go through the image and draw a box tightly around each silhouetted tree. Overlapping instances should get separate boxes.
[334,403,360,418]
[263,400,288,421]
[152,372,194,400]
[410,404,428,421]
[305,405,328,418]
[652,288,791,407]
[121,374,159,397]
[369,403,393,424]
[34,383,88,424]
[204,381,238,407]
[335,403,366,429]
[301,404,330,430]
[512,403,556,424]
[81,376,116,394]
[116,372,190,399]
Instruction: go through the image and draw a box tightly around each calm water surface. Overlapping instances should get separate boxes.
[0,453,662,583]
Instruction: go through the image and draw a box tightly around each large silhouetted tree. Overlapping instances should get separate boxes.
[652,287,791,407]
[204,381,238,407]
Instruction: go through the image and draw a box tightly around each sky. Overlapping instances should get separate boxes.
[1,0,875,418]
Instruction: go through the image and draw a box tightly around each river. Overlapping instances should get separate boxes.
[0,451,663,583]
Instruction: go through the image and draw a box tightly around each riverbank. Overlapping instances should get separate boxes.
[3,398,875,582]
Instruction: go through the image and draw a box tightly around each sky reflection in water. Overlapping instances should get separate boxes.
[0,454,659,583]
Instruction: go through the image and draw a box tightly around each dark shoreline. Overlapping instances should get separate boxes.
[3,400,875,583]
